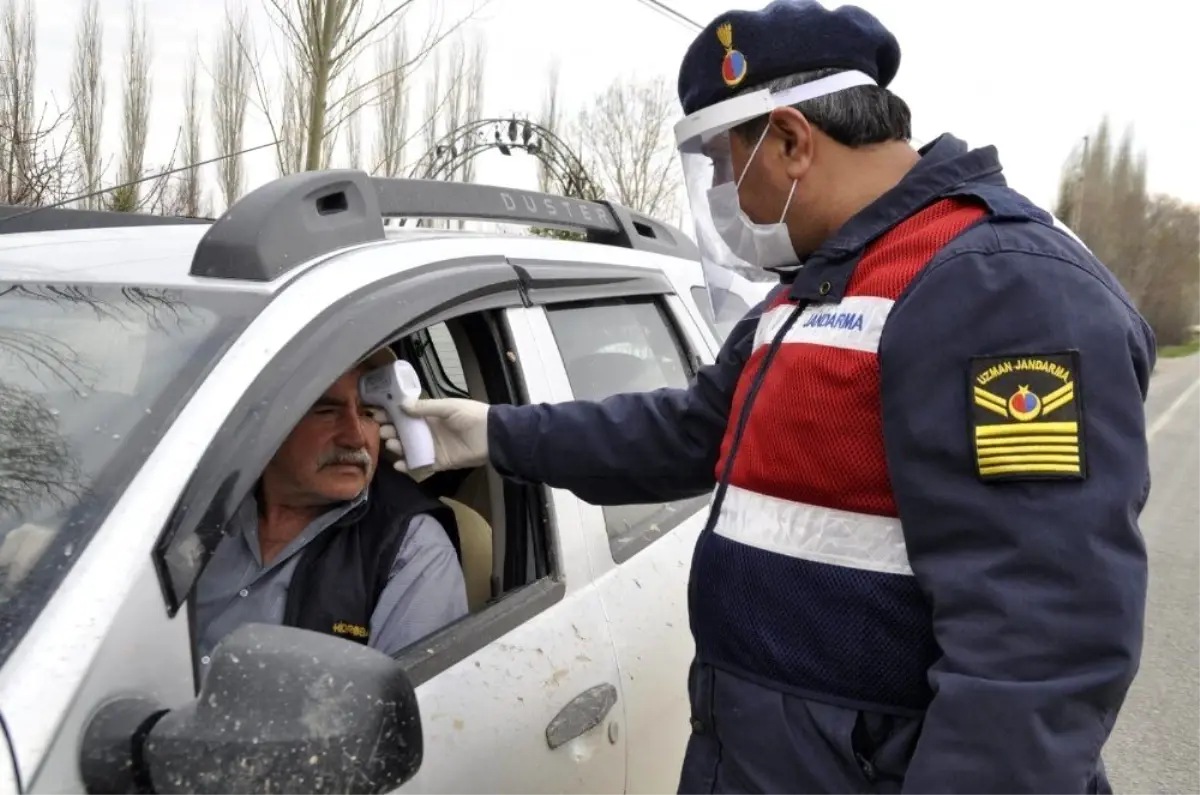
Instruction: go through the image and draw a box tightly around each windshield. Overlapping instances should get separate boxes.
[0,283,261,665]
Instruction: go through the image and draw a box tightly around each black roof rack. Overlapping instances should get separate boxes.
[189,169,700,282]
[0,204,212,234]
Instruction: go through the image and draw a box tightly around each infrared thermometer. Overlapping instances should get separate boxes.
[358,360,437,470]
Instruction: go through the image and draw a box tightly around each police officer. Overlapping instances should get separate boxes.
[381,1,1154,791]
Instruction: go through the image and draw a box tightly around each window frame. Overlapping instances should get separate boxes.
[412,322,470,398]
[541,293,709,565]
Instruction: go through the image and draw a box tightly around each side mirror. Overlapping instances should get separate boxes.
[81,623,423,794]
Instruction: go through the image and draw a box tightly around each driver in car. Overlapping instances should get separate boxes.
[193,346,467,675]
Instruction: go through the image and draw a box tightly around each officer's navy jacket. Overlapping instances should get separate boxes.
[488,134,1154,793]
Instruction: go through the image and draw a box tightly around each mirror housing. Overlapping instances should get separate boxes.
[143,623,422,794]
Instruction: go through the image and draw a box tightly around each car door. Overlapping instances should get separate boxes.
[165,252,633,792]
[512,259,718,794]
[153,250,628,794]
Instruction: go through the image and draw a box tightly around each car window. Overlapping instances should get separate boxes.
[544,298,696,562]
[0,283,260,666]
[547,300,691,396]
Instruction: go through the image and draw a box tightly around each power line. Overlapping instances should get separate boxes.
[0,139,280,227]
[633,0,703,31]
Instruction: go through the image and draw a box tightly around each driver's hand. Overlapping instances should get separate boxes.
[372,398,490,475]
[0,523,54,585]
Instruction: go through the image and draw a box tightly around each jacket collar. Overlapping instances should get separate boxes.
[785,134,1010,302]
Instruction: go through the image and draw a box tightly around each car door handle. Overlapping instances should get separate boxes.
[545,683,619,750]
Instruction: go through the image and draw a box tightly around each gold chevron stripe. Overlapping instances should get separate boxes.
[976,436,1078,447]
[974,387,1007,408]
[978,463,1082,476]
[976,422,1077,437]
[977,445,1079,457]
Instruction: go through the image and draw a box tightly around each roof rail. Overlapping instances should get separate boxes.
[0,204,211,235]
[189,169,699,282]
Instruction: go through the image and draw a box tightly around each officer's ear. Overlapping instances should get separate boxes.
[768,106,814,181]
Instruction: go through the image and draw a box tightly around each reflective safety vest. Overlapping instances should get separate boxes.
[692,198,988,715]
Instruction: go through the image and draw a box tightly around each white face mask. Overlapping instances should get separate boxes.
[705,127,799,270]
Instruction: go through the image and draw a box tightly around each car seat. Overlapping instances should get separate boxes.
[438,496,492,612]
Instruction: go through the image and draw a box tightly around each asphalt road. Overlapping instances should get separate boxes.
[1105,353,1200,794]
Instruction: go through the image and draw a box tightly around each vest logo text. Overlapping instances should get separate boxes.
[975,357,1071,387]
[332,621,369,639]
[802,310,865,331]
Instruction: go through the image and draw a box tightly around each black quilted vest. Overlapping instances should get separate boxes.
[281,466,460,646]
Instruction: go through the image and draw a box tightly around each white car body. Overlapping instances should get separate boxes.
[0,174,724,794]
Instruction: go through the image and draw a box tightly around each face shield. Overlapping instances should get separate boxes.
[674,70,876,323]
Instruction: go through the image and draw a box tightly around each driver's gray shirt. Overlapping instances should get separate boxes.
[193,492,467,673]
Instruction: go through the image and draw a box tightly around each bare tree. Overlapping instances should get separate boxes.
[1108,131,1150,299]
[436,39,465,181]
[1056,118,1200,346]
[212,1,251,208]
[420,54,443,166]
[248,0,488,174]
[372,24,410,177]
[320,76,341,169]
[414,53,444,227]
[1138,196,1200,344]
[576,74,682,219]
[458,35,486,187]
[1,0,78,207]
[0,0,36,204]
[109,0,152,212]
[422,34,485,229]
[431,34,485,183]
[1056,119,1142,299]
[170,49,203,216]
[69,0,104,208]
[536,59,562,194]
[526,61,600,240]
[344,69,362,169]
[276,57,310,175]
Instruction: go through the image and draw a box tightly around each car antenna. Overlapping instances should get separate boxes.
[0,139,280,229]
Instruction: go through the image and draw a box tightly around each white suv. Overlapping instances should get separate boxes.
[0,171,727,794]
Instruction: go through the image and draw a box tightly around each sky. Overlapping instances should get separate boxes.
[22,0,1200,218]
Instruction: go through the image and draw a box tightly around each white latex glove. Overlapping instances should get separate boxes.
[0,522,55,586]
[374,398,490,474]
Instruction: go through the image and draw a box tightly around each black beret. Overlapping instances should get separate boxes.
[677,0,901,116]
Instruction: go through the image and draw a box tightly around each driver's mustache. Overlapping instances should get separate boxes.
[318,447,371,469]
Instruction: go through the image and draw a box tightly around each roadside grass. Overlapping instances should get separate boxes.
[1159,340,1200,358]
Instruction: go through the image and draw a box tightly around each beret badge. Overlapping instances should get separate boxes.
[717,22,748,87]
